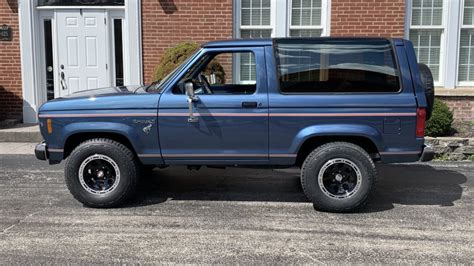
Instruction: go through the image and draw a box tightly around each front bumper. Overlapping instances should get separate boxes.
[420,145,435,162]
[35,142,48,161]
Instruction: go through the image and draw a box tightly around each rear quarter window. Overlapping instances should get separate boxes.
[274,38,400,93]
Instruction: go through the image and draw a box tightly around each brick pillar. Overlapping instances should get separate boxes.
[0,1,22,121]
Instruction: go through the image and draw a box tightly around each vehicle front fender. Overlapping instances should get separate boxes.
[61,121,141,151]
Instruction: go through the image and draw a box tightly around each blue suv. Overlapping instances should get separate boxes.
[35,38,435,212]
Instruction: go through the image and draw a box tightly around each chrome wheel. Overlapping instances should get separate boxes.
[78,154,120,195]
[318,158,362,199]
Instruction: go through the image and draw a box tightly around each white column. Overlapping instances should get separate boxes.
[19,0,39,123]
[124,0,143,85]
[443,0,461,89]
[273,0,288,37]
[404,0,411,39]
[233,0,240,38]
[323,0,331,36]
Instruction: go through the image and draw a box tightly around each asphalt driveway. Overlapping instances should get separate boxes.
[0,154,472,263]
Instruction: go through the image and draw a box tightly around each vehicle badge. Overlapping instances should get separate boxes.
[143,124,152,135]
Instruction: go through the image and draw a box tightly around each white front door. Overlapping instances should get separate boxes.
[56,10,109,97]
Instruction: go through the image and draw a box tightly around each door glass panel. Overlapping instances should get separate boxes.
[113,19,124,86]
[173,52,257,95]
[43,19,54,100]
[38,0,124,6]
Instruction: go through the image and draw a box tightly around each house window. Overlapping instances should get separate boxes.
[289,0,323,37]
[240,0,272,38]
[38,0,124,5]
[239,0,272,83]
[407,0,474,88]
[238,0,328,38]
[408,0,444,83]
[458,0,474,83]
[236,0,328,82]
[239,52,257,82]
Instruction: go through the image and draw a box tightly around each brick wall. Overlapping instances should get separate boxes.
[331,0,405,37]
[0,1,22,121]
[141,0,233,84]
[438,96,474,122]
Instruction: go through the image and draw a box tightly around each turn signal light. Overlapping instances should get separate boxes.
[47,119,53,134]
[416,108,426,138]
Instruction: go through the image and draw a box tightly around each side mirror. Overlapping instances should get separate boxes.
[184,81,198,123]
[185,81,199,102]
[185,81,194,98]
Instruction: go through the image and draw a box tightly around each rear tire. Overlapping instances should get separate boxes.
[65,138,138,208]
[300,142,377,213]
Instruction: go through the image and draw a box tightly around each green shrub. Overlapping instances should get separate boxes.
[153,42,200,82]
[425,99,454,137]
[203,60,226,84]
[152,41,226,83]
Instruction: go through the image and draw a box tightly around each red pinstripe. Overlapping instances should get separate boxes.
[39,112,416,118]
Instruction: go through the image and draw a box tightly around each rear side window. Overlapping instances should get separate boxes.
[274,39,400,93]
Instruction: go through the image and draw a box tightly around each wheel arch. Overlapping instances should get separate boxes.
[292,125,382,166]
[63,131,137,159]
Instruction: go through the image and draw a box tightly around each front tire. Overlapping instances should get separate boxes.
[301,142,377,213]
[65,138,138,208]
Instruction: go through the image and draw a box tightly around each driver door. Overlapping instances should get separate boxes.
[158,47,269,164]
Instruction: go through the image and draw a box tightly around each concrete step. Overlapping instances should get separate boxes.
[0,124,42,143]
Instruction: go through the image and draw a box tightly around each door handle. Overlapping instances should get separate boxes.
[242,101,258,108]
[60,71,67,90]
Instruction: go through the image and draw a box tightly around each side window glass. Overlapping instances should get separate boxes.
[274,39,400,93]
[174,52,257,95]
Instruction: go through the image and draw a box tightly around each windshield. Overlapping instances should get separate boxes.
[147,49,202,92]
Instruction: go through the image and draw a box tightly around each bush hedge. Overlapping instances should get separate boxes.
[152,41,226,83]
[425,99,454,137]
[152,42,200,82]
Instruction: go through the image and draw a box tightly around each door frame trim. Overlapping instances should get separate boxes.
[37,10,55,105]
[19,0,143,123]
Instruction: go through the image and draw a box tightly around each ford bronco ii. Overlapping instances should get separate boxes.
[35,38,435,212]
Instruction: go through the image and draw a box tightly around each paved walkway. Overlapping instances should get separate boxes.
[0,124,41,142]
[0,142,37,154]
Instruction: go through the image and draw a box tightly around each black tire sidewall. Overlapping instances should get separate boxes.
[418,63,435,120]
[65,141,136,207]
[302,144,375,211]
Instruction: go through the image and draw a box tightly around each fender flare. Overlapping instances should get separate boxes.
[60,122,141,153]
[289,124,383,154]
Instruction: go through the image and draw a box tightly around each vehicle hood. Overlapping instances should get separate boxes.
[39,85,160,112]
[61,85,144,99]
